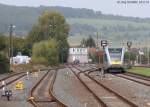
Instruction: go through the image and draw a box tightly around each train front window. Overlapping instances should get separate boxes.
[109,54,121,61]
[108,48,122,61]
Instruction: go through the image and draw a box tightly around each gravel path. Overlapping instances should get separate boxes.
[53,68,101,107]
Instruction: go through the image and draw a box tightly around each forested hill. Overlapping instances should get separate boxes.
[0,3,150,43]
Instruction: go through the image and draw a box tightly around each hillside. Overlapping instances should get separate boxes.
[0,3,150,45]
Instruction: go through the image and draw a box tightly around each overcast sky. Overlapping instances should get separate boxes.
[0,0,150,18]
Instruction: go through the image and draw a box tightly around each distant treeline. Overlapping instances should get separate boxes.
[0,3,150,39]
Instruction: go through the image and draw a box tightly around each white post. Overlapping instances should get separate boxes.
[84,103,87,107]
[2,81,5,91]
[26,71,29,80]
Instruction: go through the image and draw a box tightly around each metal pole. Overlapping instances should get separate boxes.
[136,41,139,64]
[148,47,150,66]
[129,47,131,66]
[139,42,142,64]
[127,41,132,67]
[102,46,105,78]
[9,24,13,70]
[96,33,100,64]
[61,53,63,64]
[147,37,150,66]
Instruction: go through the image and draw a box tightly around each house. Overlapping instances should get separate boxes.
[68,46,88,63]
[11,55,31,65]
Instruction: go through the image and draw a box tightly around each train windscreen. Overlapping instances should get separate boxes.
[108,48,122,61]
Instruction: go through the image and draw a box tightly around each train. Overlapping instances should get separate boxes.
[104,47,125,73]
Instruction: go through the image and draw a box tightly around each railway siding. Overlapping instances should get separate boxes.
[0,70,47,107]
[89,70,150,107]
[53,67,102,107]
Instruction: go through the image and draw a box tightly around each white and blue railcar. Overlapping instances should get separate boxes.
[104,47,125,72]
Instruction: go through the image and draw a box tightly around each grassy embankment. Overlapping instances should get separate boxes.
[127,67,150,76]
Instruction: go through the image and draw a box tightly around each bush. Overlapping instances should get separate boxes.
[32,39,59,66]
[0,54,10,73]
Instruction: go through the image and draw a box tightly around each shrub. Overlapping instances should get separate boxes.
[0,54,10,73]
[32,39,59,66]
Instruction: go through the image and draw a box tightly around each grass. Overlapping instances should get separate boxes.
[127,67,150,76]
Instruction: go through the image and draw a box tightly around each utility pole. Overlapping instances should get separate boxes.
[9,24,13,67]
[96,32,100,64]
[9,24,15,70]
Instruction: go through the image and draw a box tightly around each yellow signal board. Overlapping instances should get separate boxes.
[15,81,24,90]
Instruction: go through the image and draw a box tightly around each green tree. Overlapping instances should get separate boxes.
[27,11,69,63]
[27,11,69,43]
[0,54,10,73]
[124,51,136,64]
[13,37,26,55]
[58,39,69,63]
[85,35,96,47]
[0,34,7,51]
[32,39,59,65]
[80,38,86,47]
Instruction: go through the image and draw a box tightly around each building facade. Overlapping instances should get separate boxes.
[68,47,88,63]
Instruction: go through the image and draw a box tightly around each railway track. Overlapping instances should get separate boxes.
[28,68,67,107]
[125,72,150,81]
[114,73,150,87]
[69,67,107,107]
[0,72,26,89]
[71,65,138,107]
[86,64,150,87]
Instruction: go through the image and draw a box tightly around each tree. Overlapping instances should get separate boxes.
[0,34,7,51]
[27,11,70,63]
[80,38,86,47]
[124,51,136,64]
[32,39,59,65]
[0,34,10,73]
[12,37,28,56]
[85,35,96,48]
[0,54,10,73]
[58,39,69,63]
[27,11,69,43]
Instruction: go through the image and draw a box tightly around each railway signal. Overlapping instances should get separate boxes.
[127,41,132,68]
[101,40,108,47]
[5,90,12,101]
[101,40,108,78]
